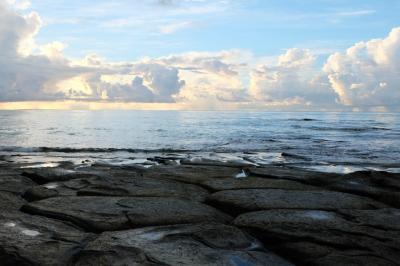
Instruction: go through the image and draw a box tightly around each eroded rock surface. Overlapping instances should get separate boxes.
[24,175,209,202]
[1,160,399,265]
[22,196,232,232]
[0,212,93,266]
[234,209,400,265]
[73,223,293,266]
[207,189,385,214]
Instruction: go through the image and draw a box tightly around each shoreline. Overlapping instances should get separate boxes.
[1,156,400,265]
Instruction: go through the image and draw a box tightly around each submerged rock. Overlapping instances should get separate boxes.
[73,223,293,266]
[0,212,93,266]
[207,189,385,214]
[22,196,232,232]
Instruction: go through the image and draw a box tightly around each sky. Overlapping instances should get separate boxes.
[0,0,399,111]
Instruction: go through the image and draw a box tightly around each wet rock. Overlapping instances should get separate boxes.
[73,223,293,266]
[180,158,254,168]
[22,167,98,184]
[0,172,35,195]
[144,164,241,184]
[207,189,385,214]
[22,196,232,232]
[328,171,400,207]
[337,208,400,231]
[248,166,340,183]
[234,209,400,265]
[0,191,26,211]
[24,174,209,202]
[0,212,93,266]
[275,241,397,266]
[202,177,319,191]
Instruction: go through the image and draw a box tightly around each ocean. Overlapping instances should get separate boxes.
[0,110,399,173]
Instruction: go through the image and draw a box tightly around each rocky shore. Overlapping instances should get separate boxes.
[1,156,400,265]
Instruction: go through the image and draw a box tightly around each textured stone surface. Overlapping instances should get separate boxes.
[25,174,209,202]
[207,189,385,214]
[73,223,293,266]
[0,212,93,266]
[22,196,232,232]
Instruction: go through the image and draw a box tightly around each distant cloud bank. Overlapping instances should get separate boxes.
[0,1,399,111]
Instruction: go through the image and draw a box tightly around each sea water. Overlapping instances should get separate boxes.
[0,110,399,173]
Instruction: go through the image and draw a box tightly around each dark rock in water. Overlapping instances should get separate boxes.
[22,167,98,184]
[144,164,240,184]
[0,172,36,195]
[207,189,385,214]
[234,209,400,265]
[0,212,93,266]
[73,223,293,266]
[281,152,311,161]
[0,191,26,211]
[22,196,232,232]
[24,174,209,202]
[202,177,319,191]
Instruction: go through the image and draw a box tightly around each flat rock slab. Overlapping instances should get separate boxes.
[328,171,400,207]
[143,165,241,184]
[202,177,319,191]
[207,189,385,214]
[74,223,293,266]
[22,167,99,184]
[0,173,36,195]
[248,166,340,183]
[24,174,209,202]
[22,196,232,232]
[234,209,400,265]
[0,212,93,266]
[0,191,26,211]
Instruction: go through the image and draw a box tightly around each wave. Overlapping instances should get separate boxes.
[307,126,390,132]
[0,146,199,153]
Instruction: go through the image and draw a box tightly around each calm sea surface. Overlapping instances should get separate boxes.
[0,110,399,173]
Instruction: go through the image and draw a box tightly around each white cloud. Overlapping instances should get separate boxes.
[1,0,399,111]
[159,21,194,34]
[249,48,336,107]
[324,27,400,110]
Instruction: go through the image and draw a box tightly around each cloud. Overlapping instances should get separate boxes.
[159,21,194,34]
[324,27,400,110]
[0,1,86,101]
[249,48,336,107]
[1,0,400,111]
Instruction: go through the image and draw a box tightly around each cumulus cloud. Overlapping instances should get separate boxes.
[0,1,87,101]
[1,0,400,111]
[249,48,336,107]
[324,27,400,110]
